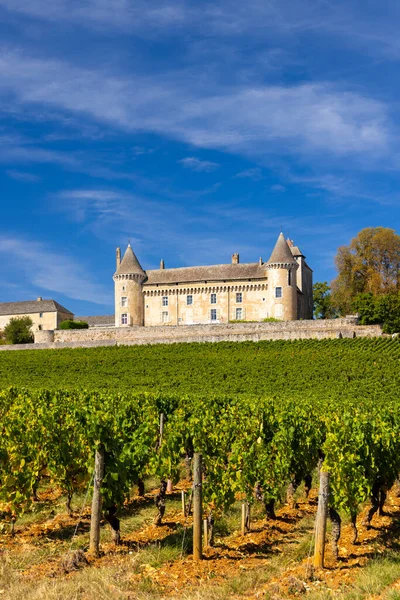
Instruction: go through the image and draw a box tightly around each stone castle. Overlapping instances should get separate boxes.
[113,232,313,328]
[0,232,385,350]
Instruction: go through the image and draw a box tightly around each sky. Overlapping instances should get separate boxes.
[0,0,399,316]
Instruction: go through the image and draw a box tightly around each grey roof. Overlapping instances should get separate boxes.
[115,244,146,276]
[290,245,304,257]
[0,299,73,316]
[75,315,115,326]
[267,233,297,265]
[144,262,267,285]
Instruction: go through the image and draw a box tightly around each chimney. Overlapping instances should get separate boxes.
[116,247,121,269]
[287,239,294,247]
[231,253,239,264]
[259,257,262,266]
[160,259,165,270]
[37,296,42,302]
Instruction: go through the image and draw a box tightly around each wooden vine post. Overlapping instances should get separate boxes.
[241,502,251,536]
[181,490,186,517]
[314,470,330,569]
[159,412,165,445]
[193,453,203,561]
[89,446,105,556]
[203,518,209,548]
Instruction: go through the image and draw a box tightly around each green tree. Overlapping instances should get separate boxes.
[332,227,400,314]
[4,317,34,344]
[353,292,400,334]
[313,282,335,319]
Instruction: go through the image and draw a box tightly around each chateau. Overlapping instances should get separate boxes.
[113,232,313,327]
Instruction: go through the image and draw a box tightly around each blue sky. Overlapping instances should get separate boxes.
[0,0,399,316]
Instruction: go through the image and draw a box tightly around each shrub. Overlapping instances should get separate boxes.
[263,317,280,323]
[59,320,89,330]
[4,317,34,344]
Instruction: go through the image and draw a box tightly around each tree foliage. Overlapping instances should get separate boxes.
[352,292,400,334]
[4,317,34,344]
[331,227,400,315]
[59,320,89,330]
[313,282,336,319]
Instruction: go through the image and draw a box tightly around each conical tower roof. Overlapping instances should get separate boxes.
[267,233,297,266]
[114,244,146,276]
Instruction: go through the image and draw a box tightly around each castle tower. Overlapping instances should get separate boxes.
[113,244,147,326]
[266,233,299,320]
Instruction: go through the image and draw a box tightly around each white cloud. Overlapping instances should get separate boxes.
[235,168,263,180]
[6,170,41,182]
[270,184,286,191]
[0,0,188,32]
[0,235,110,305]
[179,157,220,172]
[0,49,391,165]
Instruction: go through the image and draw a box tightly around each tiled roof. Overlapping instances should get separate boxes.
[267,233,297,265]
[0,299,73,316]
[144,263,267,285]
[290,246,304,257]
[115,244,146,276]
[75,315,115,326]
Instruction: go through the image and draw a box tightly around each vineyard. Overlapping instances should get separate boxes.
[1,337,400,598]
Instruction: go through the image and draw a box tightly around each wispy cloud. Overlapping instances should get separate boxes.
[0,0,188,33]
[0,235,110,305]
[6,169,41,182]
[0,50,392,167]
[271,184,286,192]
[179,157,220,172]
[235,167,263,180]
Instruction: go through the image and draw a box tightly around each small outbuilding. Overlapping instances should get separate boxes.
[0,298,73,332]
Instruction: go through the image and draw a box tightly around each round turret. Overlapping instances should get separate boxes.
[266,233,298,320]
[113,244,147,326]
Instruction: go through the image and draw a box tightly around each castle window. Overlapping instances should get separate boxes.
[288,270,292,286]
[236,308,243,320]
[122,285,126,292]
[121,313,128,325]
[187,295,193,305]
[39,312,43,318]
[210,293,217,304]
[162,311,169,323]
[210,308,217,321]
[162,296,168,307]
[121,296,128,307]
[38,325,42,330]
[275,287,282,298]
[236,292,242,303]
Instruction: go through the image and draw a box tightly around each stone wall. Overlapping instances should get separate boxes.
[0,318,381,351]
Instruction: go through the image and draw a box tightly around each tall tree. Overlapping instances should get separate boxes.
[313,282,335,319]
[331,227,400,315]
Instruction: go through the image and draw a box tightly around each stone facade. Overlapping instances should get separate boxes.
[114,233,313,328]
[0,299,73,333]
